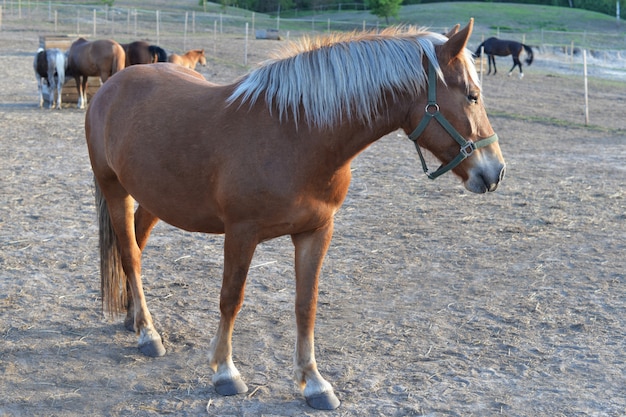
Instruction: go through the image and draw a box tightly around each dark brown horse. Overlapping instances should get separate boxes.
[66,38,126,109]
[85,20,505,410]
[167,48,206,70]
[121,41,167,66]
[474,37,534,78]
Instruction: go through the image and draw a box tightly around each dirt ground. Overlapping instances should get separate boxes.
[1,29,625,417]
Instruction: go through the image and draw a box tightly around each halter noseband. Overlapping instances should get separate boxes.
[408,61,499,180]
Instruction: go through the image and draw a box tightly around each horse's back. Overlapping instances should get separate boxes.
[87,64,212,142]
[167,53,182,65]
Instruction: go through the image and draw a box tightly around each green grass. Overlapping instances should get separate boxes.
[113,1,624,47]
[114,1,621,33]
[308,2,621,34]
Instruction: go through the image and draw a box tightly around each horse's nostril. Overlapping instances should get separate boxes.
[499,165,507,182]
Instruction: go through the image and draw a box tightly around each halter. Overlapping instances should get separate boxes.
[408,61,499,180]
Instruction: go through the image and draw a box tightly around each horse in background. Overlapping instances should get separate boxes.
[122,41,168,66]
[66,38,126,109]
[474,37,534,78]
[33,48,67,109]
[167,49,206,70]
[85,20,505,410]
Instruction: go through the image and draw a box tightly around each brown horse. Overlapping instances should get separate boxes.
[85,20,505,410]
[122,41,168,66]
[167,48,206,70]
[66,38,125,109]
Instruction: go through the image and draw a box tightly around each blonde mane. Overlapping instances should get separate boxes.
[228,27,456,130]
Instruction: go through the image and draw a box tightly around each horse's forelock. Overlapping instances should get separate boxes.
[457,48,481,93]
[228,27,446,130]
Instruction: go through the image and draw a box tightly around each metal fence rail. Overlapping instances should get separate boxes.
[2,1,624,70]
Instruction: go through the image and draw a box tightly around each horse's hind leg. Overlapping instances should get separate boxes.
[99,180,165,357]
[208,225,256,397]
[75,76,84,109]
[509,56,523,78]
[54,78,63,110]
[36,76,44,108]
[124,205,159,332]
[78,76,89,109]
[292,223,340,410]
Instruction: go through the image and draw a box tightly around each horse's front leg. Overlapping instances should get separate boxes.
[291,222,340,410]
[208,227,256,396]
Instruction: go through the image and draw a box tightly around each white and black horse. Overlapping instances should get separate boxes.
[34,48,67,109]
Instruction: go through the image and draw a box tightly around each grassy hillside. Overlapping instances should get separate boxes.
[311,2,621,34]
[114,1,622,34]
[112,1,623,48]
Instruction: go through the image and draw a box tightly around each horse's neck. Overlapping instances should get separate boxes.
[314,101,412,168]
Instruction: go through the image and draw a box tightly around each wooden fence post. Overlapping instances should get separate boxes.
[583,49,589,125]
[213,20,217,55]
[156,10,160,45]
[184,11,188,50]
[244,22,248,66]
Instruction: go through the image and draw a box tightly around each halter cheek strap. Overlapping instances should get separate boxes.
[408,61,499,180]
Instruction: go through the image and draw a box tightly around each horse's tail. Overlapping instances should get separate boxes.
[523,44,534,66]
[149,45,167,62]
[55,51,66,86]
[112,45,126,75]
[95,178,128,317]
[474,41,485,58]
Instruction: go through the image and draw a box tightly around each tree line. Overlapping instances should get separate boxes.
[208,0,620,18]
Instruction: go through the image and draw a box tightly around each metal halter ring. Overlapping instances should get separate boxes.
[460,141,477,157]
[425,103,439,115]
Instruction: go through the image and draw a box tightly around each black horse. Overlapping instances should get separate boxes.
[474,37,534,78]
[122,41,168,66]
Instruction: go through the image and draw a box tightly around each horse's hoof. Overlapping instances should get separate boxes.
[124,316,135,332]
[138,339,166,357]
[306,391,341,410]
[137,327,165,357]
[214,377,248,396]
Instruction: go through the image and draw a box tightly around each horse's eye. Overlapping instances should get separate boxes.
[467,93,479,103]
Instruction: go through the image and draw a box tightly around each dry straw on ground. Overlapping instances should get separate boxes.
[1,28,625,416]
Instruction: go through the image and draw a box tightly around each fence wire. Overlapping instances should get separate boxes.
[2,1,625,73]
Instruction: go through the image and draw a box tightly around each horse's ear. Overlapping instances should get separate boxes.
[441,18,474,63]
[444,24,460,39]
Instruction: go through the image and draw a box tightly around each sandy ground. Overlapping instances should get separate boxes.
[1,29,625,417]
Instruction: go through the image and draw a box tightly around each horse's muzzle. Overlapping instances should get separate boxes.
[465,163,506,193]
